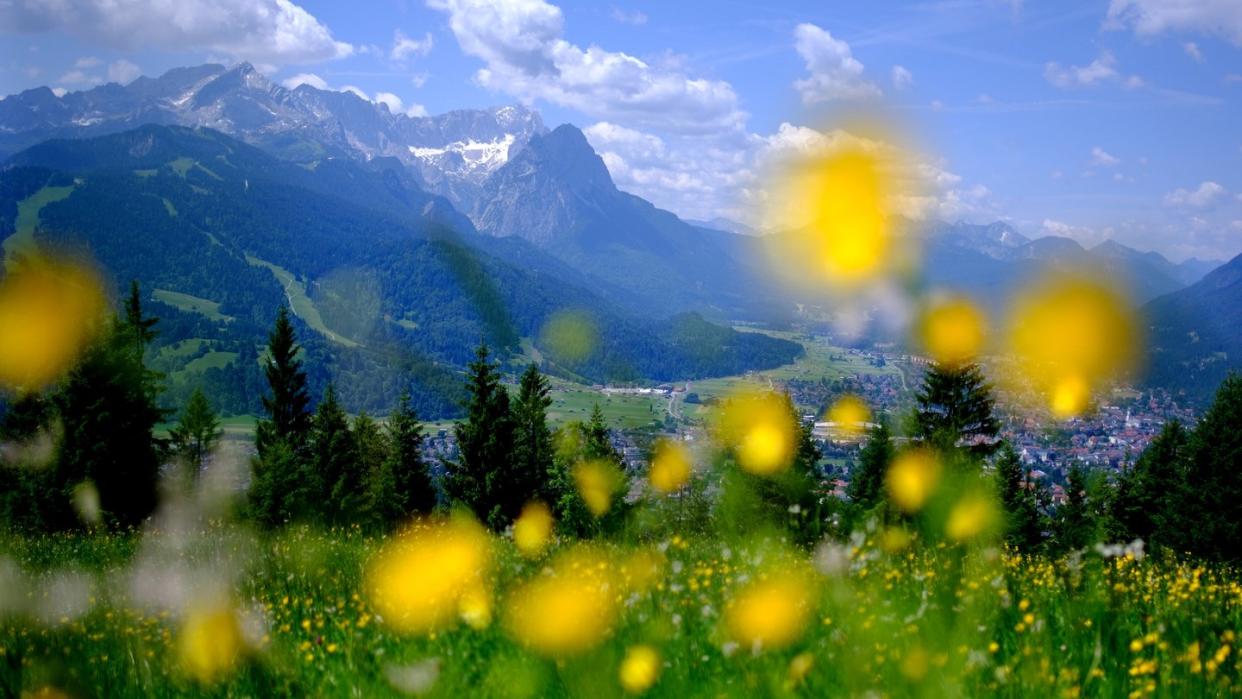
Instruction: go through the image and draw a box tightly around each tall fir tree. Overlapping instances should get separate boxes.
[511,364,556,503]
[847,419,893,512]
[250,307,313,527]
[170,387,222,484]
[1051,463,1102,552]
[913,362,1000,460]
[371,390,436,527]
[444,343,514,529]
[1180,375,1242,562]
[54,283,165,529]
[549,403,632,538]
[1109,421,1188,549]
[994,445,1044,551]
[309,384,362,525]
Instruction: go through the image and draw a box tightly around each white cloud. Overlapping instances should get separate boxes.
[57,69,101,87]
[1091,146,1120,167]
[391,30,433,61]
[891,65,913,89]
[74,56,101,68]
[1184,42,1204,62]
[1164,181,1226,207]
[791,23,881,103]
[0,0,353,66]
[339,85,369,100]
[1043,51,1143,88]
[609,7,648,25]
[1042,219,1107,245]
[281,72,329,90]
[1107,0,1242,45]
[107,59,140,85]
[427,0,743,134]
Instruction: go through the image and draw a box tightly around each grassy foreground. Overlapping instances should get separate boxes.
[1,523,1239,698]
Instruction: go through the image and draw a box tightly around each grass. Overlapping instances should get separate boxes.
[152,289,232,322]
[244,254,360,348]
[3,184,76,270]
[0,522,1237,698]
[546,378,667,430]
[183,351,238,373]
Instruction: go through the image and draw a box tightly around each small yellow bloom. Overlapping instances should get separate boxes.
[787,651,815,685]
[716,390,797,475]
[505,548,618,657]
[886,449,941,513]
[513,501,553,557]
[619,644,661,694]
[573,459,621,517]
[945,492,999,542]
[648,440,692,493]
[177,603,243,684]
[918,296,987,367]
[724,573,813,651]
[826,394,870,438]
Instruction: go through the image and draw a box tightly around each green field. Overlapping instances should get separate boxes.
[1,523,1237,698]
[3,184,76,270]
[245,254,360,348]
[153,289,232,322]
[184,351,238,373]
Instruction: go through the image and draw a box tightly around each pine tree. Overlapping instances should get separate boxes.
[309,384,362,525]
[170,388,222,483]
[444,343,514,529]
[549,404,631,538]
[1052,463,1100,552]
[250,307,313,527]
[373,389,436,526]
[510,363,555,503]
[848,419,893,512]
[53,287,165,529]
[1180,375,1242,561]
[350,411,390,528]
[1109,421,1188,548]
[995,445,1044,551]
[913,362,1000,459]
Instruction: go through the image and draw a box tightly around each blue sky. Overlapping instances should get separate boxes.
[1,0,1240,261]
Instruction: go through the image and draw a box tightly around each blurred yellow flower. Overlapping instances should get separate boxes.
[0,256,105,391]
[366,515,492,635]
[458,581,492,630]
[648,439,692,493]
[724,573,813,651]
[574,459,621,517]
[619,644,661,694]
[540,309,598,363]
[513,501,553,557]
[177,603,243,684]
[787,651,815,686]
[826,394,870,437]
[1007,271,1138,418]
[505,548,618,657]
[716,390,796,475]
[886,449,941,513]
[945,492,999,542]
[918,296,986,367]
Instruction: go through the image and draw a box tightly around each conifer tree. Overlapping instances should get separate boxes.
[170,387,222,483]
[372,390,436,526]
[913,362,1000,459]
[309,384,361,524]
[1109,421,1188,548]
[54,294,165,529]
[444,343,514,529]
[548,403,632,538]
[511,363,555,503]
[250,307,312,527]
[1180,374,1242,561]
[995,445,1044,551]
[847,419,893,512]
[1052,463,1100,552]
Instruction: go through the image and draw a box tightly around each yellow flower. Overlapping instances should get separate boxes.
[648,440,692,493]
[513,501,553,557]
[716,390,797,475]
[945,492,999,542]
[458,582,492,630]
[826,394,870,438]
[787,652,815,686]
[540,310,598,363]
[725,573,813,651]
[505,548,618,657]
[573,459,622,517]
[619,644,661,694]
[177,603,243,684]
[918,295,987,367]
[0,255,106,391]
[366,515,492,635]
[886,449,941,513]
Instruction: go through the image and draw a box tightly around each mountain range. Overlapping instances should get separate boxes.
[0,62,1233,407]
